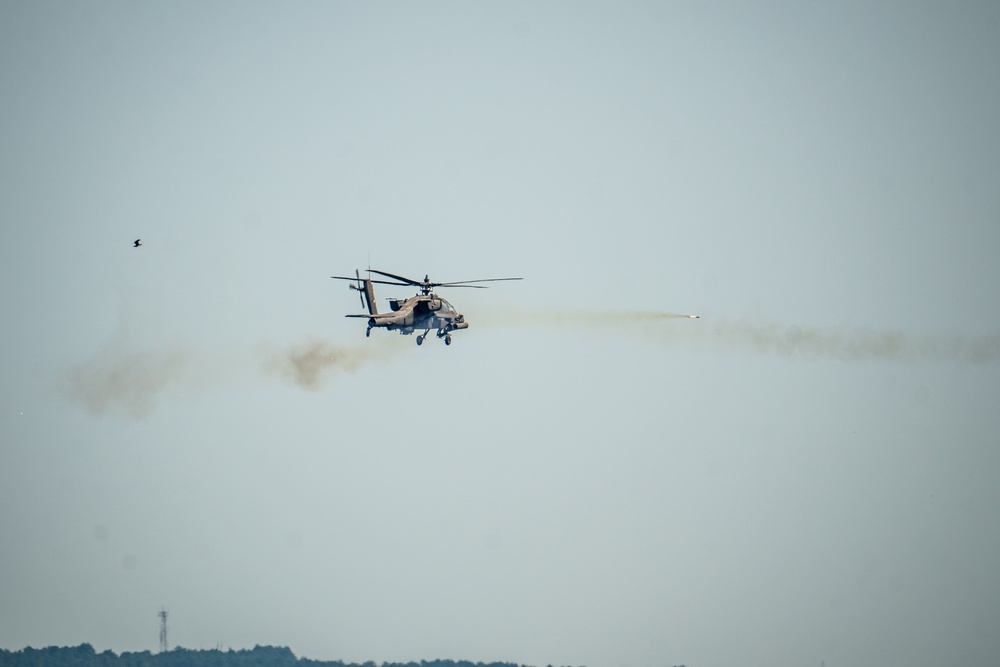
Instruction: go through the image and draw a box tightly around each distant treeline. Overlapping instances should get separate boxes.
[0,645,551,667]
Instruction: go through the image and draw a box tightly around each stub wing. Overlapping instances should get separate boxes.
[346,313,398,322]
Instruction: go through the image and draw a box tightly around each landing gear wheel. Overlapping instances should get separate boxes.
[416,335,424,346]
[365,327,371,338]
[445,334,452,345]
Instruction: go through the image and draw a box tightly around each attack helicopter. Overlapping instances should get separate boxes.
[331,269,522,345]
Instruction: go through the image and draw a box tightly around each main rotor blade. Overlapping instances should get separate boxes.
[330,275,410,287]
[368,269,423,286]
[437,277,523,286]
[346,270,523,289]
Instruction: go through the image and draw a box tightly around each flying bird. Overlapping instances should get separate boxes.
[133,239,141,247]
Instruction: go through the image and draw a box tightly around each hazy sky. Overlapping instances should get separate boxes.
[2,2,999,666]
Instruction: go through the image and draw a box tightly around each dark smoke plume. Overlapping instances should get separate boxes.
[62,346,192,419]
[261,338,399,390]
[63,337,400,418]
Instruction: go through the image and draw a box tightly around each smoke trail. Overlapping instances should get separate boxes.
[475,307,698,329]
[261,337,400,390]
[63,337,401,418]
[63,311,998,419]
[476,307,1000,364]
[62,346,191,419]
[700,319,1000,363]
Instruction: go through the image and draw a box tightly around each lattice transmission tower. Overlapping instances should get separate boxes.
[158,607,168,653]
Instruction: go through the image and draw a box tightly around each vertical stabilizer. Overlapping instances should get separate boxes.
[352,269,378,315]
[363,278,377,315]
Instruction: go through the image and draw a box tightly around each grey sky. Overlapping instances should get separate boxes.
[2,2,999,666]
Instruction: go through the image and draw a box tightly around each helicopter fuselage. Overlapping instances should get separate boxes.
[345,288,469,345]
[366,293,469,335]
[333,269,520,346]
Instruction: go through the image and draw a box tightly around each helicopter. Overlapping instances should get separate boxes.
[331,269,522,345]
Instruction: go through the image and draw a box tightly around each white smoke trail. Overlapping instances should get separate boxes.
[476,307,1000,364]
[699,318,1000,363]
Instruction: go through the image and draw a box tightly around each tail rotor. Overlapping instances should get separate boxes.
[349,269,366,310]
[332,269,379,315]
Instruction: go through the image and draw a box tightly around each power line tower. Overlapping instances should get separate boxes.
[158,607,169,653]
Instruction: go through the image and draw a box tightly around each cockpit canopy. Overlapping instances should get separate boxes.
[387,296,458,315]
